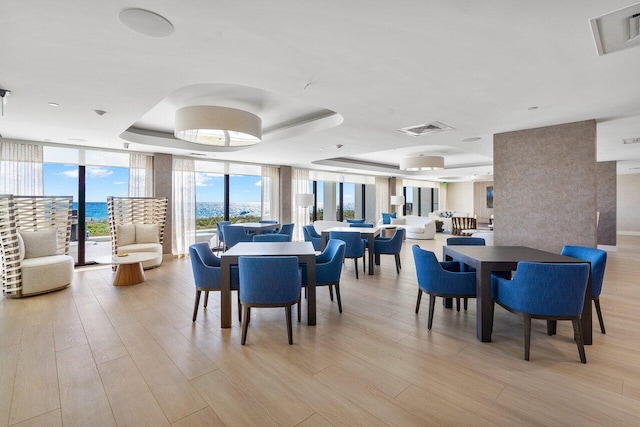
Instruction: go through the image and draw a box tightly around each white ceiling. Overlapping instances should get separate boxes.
[2,1,640,181]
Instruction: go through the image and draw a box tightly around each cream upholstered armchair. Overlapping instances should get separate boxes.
[107,196,168,269]
[1,195,74,297]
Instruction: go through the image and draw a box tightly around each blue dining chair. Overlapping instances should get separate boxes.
[216,221,231,252]
[374,228,405,274]
[491,262,590,362]
[560,245,608,333]
[298,239,347,321]
[329,230,365,279]
[302,225,322,251]
[259,220,278,234]
[222,224,253,250]
[277,223,295,241]
[412,245,476,330]
[253,233,289,242]
[238,256,302,345]
[189,242,241,322]
[446,236,486,310]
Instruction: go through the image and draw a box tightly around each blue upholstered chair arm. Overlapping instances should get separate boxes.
[412,245,476,296]
[374,229,404,254]
[189,242,239,290]
[560,245,607,297]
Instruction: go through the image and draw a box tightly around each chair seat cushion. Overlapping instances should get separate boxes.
[118,243,163,268]
[20,254,74,296]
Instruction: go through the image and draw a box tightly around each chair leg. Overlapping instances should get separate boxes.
[363,255,366,273]
[415,289,423,313]
[329,285,334,301]
[427,295,436,330]
[489,300,495,335]
[297,294,301,323]
[204,291,209,308]
[463,298,468,310]
[192,290,201,322]
[285,306,293,345]
[456,298,461,312]
[237,291,242,323]
[241,306,250,345]
[523,314,532,361]
[572,317,587,363]
[594,298,606,334]
[394,254,401,274]
[335,282,343,313]
[354,258,359,279]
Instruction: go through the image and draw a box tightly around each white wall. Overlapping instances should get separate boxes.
[446,182,474,215]
[617,174,640,234]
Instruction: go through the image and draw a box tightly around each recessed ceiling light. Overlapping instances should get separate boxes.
[118,8,174,37]
[48,102,59,107]
[462,137,481,142]
[528,106,539,111]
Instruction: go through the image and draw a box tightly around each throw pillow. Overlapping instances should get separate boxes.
[16,232,25,262]
[116,223,136,246]
[135,223,159,244]
[381,212,397,224]
[19,228,58,259]
[390,217,406,225]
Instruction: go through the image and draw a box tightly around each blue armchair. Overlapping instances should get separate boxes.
[238,256,302,345]
[222,225,253,250]
[560,245,608,333]
[329,231,365,279]
[374,228,405,274]
[446,236,486,310]
[253,233,289,242]
[277,223,295,241]
[298,239,346,321]
[215,221,231,252]
[412,245,476,330]
[259,219,278,234]
[302,225,322,251]
[189,242,241,322]
[491,262,590,362]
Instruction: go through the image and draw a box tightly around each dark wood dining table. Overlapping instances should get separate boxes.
[220,241,316,328]
[321,226,381,275]
[442,245,592,345]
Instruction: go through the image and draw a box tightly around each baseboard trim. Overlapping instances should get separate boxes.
[617,231,640,236]
[597,244,617,252]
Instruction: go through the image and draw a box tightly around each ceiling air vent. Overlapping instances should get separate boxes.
[397,121,454,137]
[590,3,640,55]
[623,137,640,144]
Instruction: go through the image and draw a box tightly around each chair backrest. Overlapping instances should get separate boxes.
[349,223,373,228]
[259,220,278,224]
[0,195,73,296]
[189,242,221,289]
[216,221,231,242]
[376,228,405,253]
[560,245,607,297]
[446,237,485,246]
[346,218,366,224]
[303,225,321,239]
[451,217,476,235]
[277,223,295,241]
[316,239,346,285]
[329,231,364,258]
[107,196,168,255]
[238,256,301,304]
[222,225,253,248]
[412,245,475,295]
[503,262,590,317]
[253,234,289,242]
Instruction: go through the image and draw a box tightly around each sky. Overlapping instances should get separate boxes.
[43,164,263,203]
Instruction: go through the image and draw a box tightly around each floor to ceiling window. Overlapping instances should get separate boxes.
[228,163,262,223]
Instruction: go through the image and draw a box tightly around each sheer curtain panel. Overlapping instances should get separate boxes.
[375,176,389,224]
[261,166,280,221]
[0,141,43,195]
[292,168,310,241]
[172,158,196,257]
[129,153,154,197]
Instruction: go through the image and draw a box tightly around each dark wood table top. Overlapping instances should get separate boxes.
[222,241,315,257]
[443,246,581,263]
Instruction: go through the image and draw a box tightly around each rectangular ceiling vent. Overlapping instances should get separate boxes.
[623,137,640,144]
[397,121,454,137]
[590,3,640,55]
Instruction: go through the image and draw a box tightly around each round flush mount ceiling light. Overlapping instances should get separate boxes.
[399,155,445,171]
[174,106,262,147]
[118,8,174,37]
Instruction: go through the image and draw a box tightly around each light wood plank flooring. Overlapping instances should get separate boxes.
[1,234,640,426]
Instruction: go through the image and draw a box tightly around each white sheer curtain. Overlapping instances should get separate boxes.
[375,176,389,223]
[172,158,196,257]
[395,178,404,217]
[292,168,310,241]
[129,153,154,197]
[261,166,280,220]
[0,141,43,195]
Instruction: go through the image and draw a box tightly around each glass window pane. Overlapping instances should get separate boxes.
[229,174,262,223]
[195,172,224,230]
[43,146,78,164]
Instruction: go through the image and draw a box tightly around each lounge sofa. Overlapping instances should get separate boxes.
[428,211,470,232]
[377,215,436,240]
[312,220,348,233]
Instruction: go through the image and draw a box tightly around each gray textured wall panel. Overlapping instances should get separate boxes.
[597,161,617,246]
[494,120,597,253]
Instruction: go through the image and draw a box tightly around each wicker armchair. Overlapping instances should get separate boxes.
[107,196,168,269]
[1,195,74,297]
[451,217,477,236]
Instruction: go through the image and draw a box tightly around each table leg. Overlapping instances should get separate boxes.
[306,257,316,326]
[221,258,232,328]
[476,265,493,342]
[368,235,375,275]
[582,274,593,345]
[113,262,145,286]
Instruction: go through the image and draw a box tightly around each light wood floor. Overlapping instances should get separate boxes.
[2,234,640,426]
